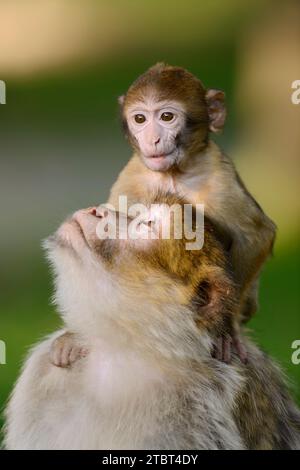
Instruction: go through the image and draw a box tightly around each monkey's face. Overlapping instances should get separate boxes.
[49,204,188,277]
[125,97,186,172]
[121,63,226,172]
[46,194,232,336]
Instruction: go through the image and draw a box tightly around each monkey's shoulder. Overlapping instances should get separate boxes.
[210,151,276,233]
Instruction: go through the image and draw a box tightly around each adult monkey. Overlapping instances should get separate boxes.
[51,63,276,365]
[5,196,300,449]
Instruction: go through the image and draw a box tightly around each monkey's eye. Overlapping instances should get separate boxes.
[138,219,154,228]
[134,114,146,124]
[160,112,174,122]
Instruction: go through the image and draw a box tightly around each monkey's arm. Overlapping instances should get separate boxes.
[191,218,249,364]
[207,201,275,362]
[215,156,277,322]
[203,267,248,364]
[195,155,276,361]
[230,189,276,322]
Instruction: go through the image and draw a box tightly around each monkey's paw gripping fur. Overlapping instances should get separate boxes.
[50,333,88,368]
[213,334,248,364]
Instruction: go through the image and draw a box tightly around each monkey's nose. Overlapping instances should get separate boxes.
[154,137,160,145]
[89,208,97,216]
[85,207,105,218]
[83,207,99,217]
[83,206,108,218]
[95,206,110,219]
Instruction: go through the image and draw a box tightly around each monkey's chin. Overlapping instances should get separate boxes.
[143,154,175,172]
[53,219,89,254]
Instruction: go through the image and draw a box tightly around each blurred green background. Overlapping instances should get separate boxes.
[0,0,299,441]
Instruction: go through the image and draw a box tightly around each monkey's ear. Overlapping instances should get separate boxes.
[118,95,125,107]
[194,269,236,335]
[205,89,226,133]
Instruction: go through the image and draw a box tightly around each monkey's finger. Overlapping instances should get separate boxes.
[68,347,79,364]
[233,337,248,364]
[60,344,72,367]
[211,343,217,359]
[50,343,63,367]
[69,346,87,364]
[80,348,89,357]
[214,337,223,362]
[222,336,232,364]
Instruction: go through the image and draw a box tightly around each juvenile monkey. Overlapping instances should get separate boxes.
[51,63,276,365]
[112,63,277,325]
[4,194,300,450]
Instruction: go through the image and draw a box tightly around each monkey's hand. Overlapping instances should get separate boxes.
[212,327,248,364]
[50,332,88,368]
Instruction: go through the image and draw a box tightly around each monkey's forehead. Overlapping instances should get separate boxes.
[129,63,205,91]
[123,67,206,109]
[125,96,186,114]
[124,86,205,110]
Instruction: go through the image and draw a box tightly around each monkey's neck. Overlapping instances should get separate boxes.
[176,140,221,174]
[61,289,211,364]
[137,141,221,201]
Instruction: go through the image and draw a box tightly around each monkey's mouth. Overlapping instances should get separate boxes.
[146,152,176,167]
[143,151,177,172]
[71,218,89,244]
[55,218,90,253]
[149,152,172,160]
